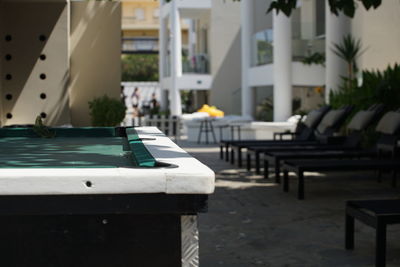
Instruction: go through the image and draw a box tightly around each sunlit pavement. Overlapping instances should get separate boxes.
[179,140,400,267]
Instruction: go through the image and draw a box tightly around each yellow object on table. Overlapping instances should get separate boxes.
[197,104,224,117]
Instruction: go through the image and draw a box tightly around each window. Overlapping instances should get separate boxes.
[135,8,145,21]
[153,8,159,18]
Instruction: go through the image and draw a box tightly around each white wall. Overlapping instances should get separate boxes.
[209,0,241,115]
[0,0,70,126]
[351,1,400,71]
[69,1,121,126]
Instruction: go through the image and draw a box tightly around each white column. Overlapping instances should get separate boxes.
[273,11,292,122]
[169,0,182,116]
[161,89,168,111]
[240,0,254,117]
[188,19,196,61]
[159,15,168,111]
[325,1,350,102]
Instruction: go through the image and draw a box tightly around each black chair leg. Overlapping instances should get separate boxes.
[376,220,387,267]
[255,152,260,175]
[230,149,235,164]
[264,159,269,179]
[283,170,289,192]
[377,170,382,183]
[220,145,223,159]
[391,171,397,187]
[225,145,229,162]
[345,214,355,250]
[238,148,242,168]
[246,153,251,171]
[298,171,304,200]
[275,158,280,184]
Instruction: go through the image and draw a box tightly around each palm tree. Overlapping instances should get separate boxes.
[332,34,365,82]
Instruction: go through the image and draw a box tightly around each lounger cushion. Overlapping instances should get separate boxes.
[303,110,323,128]
[317,109,347,133]
[376,112,400,134]
[347,110,375,131]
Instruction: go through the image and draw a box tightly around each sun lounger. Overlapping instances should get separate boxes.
[243,105,355,172]
[261,104,385,180]
[280,111,400,199]
[219,106,331,162]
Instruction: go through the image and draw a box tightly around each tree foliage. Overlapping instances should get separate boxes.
[122,54,159,82]
[267,0,382,17]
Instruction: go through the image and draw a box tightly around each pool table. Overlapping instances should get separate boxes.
[0,126,215,267]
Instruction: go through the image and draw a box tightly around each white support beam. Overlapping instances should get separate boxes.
[325,0,350,103]
[273,11,292,122]
[169,0,182,116]
[240,0,254,117]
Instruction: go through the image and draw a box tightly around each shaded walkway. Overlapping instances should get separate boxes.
[179,141,400,267]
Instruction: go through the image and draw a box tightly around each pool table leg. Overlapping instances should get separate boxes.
[181,216,199,267]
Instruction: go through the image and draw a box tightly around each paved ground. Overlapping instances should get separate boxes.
[179,140,400,267]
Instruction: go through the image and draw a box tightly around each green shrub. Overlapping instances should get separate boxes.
[88,95,126,126]
[330,64,400,112]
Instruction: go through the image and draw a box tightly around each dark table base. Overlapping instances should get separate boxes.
[0,194,208,267]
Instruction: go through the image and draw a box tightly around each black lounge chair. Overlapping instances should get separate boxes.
[281,110,400,199]
[262,104,385,181]
[219,106,331,162]
[244,105,354,173]
[345,199,400,267]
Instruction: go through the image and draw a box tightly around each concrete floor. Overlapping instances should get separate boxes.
[179,140,400,267]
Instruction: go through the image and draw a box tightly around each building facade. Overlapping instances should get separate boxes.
[159,0,212,116]
[166,0,400,121]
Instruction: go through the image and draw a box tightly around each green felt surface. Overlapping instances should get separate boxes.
[0,137,131,168]
[0,127,117,138]
[0,127,157,168]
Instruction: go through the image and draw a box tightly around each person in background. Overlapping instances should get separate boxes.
[149,93,159,115]
[131,87,141,117]
[120,85,126,108]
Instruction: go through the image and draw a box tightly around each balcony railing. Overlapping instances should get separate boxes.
[122,37,159,54]
[122,17,158,27]
[163,53,209,77]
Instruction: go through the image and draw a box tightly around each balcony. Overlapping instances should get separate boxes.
[251,28,326,67]
[122,37,159,54]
